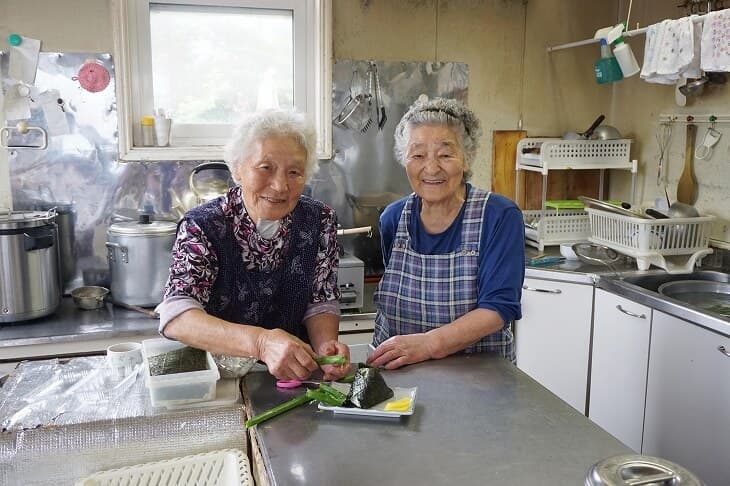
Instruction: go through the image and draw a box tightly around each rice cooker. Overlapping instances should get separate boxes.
[106,215,177,307]
[0,210,61,323]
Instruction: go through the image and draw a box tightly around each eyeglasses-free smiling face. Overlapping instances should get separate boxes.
[404,124,467,205]
[236,135,308,222]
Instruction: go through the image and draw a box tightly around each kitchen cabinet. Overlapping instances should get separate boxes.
[516,276,594,413]
[589,289,651,451]
[642,310,730,486]
[338,316,375,346]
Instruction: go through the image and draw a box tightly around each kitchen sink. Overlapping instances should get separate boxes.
[620,270,730,293]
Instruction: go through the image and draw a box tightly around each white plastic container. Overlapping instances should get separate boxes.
[142,338,219,408]
[75,448,252,486]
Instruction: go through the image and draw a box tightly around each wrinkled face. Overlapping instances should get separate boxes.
[404,124,467,204]
[235,135,307,222]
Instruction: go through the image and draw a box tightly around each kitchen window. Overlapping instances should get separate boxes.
[112,0,332,161]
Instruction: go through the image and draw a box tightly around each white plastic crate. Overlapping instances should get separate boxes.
[586,208,715,273]
[524,208,591,251]
[516,138,633,170]
[75,448,252,486]
[142,338,219,408]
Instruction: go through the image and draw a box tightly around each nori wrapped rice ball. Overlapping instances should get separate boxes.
[346,366,394,409]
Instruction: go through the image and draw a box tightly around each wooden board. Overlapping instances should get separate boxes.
[491,130,526,201]
[491,130,607,210]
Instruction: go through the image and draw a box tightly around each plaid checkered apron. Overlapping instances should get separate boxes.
[373,188,514,361]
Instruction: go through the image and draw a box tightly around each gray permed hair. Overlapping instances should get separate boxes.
[393,97,482,181]
[224,109,318,182]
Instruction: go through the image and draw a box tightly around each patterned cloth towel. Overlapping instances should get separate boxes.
[701,9,730,72]
[641,16,702,84]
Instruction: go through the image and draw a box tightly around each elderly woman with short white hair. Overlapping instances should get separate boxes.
[157,109,349,381]
[367,98,525,369]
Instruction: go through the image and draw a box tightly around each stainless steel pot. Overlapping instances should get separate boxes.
[106,214,177,307]
[0,210,61,323]
[586,454,705,485]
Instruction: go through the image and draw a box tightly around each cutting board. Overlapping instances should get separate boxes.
[491,130,606,209]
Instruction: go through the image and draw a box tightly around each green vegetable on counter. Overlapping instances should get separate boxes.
[245,393,312,428]
[315,355,347,366]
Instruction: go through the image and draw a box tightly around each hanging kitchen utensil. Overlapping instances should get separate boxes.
[563,114,605,140]
[72,59,110,93]
[360,65,374,133]
[655,122,672,186]
[374,62,387,130]
[677,123,698,204]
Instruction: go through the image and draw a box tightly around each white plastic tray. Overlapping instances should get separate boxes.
[75,448,252,486]
[318,386,417,417]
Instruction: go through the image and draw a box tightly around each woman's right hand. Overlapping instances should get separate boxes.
[256,328,320,380]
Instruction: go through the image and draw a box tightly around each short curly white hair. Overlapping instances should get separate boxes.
[223,109,318,182]
[393,97,482,181]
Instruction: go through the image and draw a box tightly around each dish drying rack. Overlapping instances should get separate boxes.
[586,208,715,274]
[516,138,637,251]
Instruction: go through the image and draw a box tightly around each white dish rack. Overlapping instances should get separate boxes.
[516,137,637,251]
[524,208,591,251]
[586,208,715,274]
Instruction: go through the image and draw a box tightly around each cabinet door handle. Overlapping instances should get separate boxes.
[522,285,562,294]
[616,304,646,319]
[718,345,730,358]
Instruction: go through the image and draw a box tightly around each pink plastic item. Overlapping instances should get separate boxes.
[275,379,324,389]
[73,61,110,93]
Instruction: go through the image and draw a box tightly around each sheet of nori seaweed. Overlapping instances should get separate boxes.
[148,346,208,376]
[346,366,394,409]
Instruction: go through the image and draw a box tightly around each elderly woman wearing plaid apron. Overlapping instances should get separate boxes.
[367,98,525,369]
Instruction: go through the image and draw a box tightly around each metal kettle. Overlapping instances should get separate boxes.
[188,162,234,206]
[585,454,705,486]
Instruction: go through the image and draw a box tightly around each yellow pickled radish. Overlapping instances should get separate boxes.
[384,397,411,412]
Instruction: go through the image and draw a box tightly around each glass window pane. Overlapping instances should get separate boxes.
[149,4,293,124]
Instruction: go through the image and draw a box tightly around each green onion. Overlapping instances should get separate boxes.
[317,383,348,405]
[315,355,347,366]
[306,389,342,406]
[245,394,312,428]
[337,372,356,383]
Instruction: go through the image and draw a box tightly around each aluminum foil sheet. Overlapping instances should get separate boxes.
[0,357,246,485]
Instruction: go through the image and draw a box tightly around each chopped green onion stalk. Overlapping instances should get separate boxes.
[245,394,312,428]
[315,355,347,366]
[317,383,347,405]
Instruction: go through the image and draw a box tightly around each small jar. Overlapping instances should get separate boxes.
[140,116,155,146]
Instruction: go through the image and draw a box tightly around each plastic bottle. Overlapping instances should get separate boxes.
[612,36,641,78]
[594,39,623,84]
[141,116,155,146]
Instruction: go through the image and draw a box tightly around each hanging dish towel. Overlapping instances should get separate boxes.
[701,9,730,72]
[641,17,701,84]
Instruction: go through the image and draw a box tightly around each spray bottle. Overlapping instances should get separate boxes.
[594,38,623,84]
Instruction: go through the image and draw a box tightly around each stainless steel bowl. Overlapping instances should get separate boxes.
[70,286,109,310]
[213,354,257,378]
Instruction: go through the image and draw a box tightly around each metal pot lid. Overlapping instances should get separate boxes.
[586,454,705,486]
[108,216,177,236]
[0,210,56,230]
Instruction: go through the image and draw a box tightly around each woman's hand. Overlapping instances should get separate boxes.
[367,333,435,370]
[256,328,320,380]
[314,340,351,381]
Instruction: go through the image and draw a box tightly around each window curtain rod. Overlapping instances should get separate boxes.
[547,12,710,53]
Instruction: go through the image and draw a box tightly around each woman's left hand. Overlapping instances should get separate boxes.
[367,333,434,370]
[315,340,351,381]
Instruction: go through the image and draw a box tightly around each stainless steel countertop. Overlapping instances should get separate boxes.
[0,298,159,350]
[244,353,630,485]
[598,273,730,336]
[524,246,730,337]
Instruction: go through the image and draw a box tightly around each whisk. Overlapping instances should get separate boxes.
[655,122,672,187]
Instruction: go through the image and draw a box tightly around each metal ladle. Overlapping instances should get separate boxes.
[572,243,624,279]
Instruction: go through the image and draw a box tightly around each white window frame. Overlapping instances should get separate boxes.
[111,0,332,161]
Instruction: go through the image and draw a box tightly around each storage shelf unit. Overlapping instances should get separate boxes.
[516,138,638,250]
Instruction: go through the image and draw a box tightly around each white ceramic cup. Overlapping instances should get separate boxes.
[154,117,172,146]
[107,342,143,379]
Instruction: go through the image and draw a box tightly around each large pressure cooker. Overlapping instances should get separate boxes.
[106,215,177,307]
[0,210,61,323]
